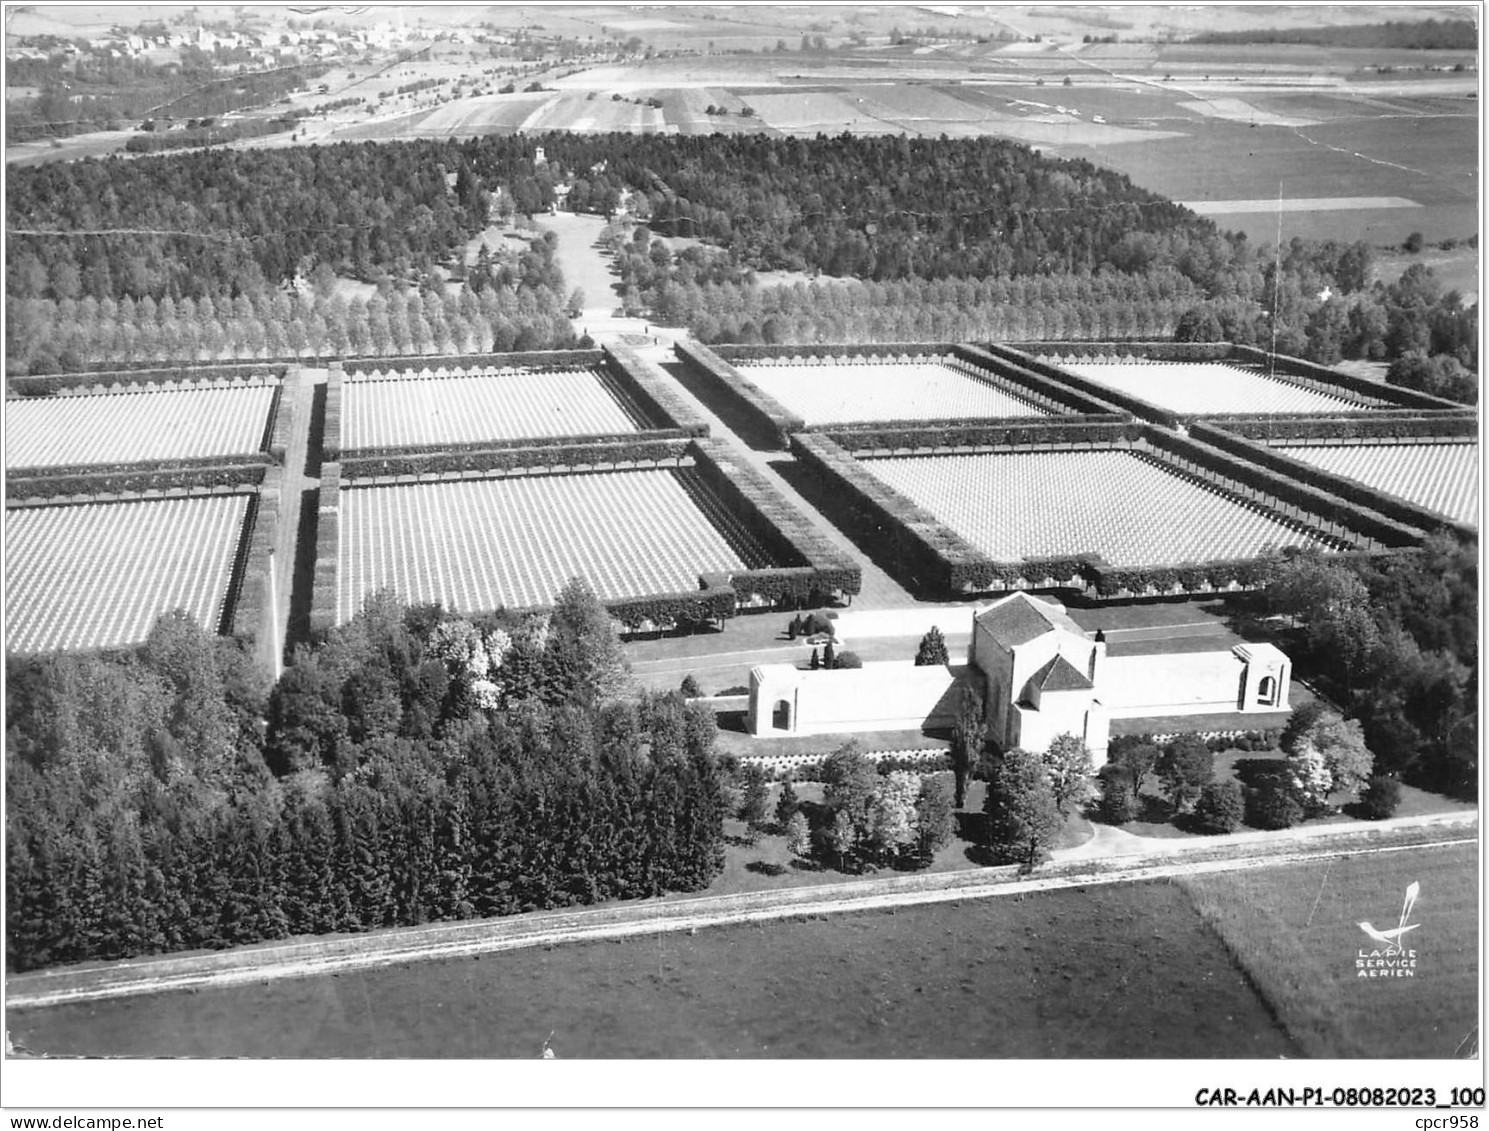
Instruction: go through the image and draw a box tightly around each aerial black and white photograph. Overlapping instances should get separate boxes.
[1,0,1481,1114]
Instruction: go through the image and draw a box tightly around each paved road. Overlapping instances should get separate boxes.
[7,812,1473,1011]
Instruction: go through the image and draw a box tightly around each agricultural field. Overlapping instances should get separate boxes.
[1180,841,1478,1058]
[4,384,278,470]
[5,494,251,653]
[340,366,642,450]
[862,449,1341,567]
[8,879,1294,1058]
[1059,361,1373,415]
[736,358,1052,425]
[337,468,769,621]
[1276,440,1480,527]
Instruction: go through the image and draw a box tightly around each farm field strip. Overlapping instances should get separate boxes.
[1179,841,1478,1058]
[341,367,640,448]
[1278,441,1479,527]
[736,359,1051,424]
[1061,361,1369,415]
[1184,196,1421,213]
[5,384,277,469]
[338,470,749,621]
[863,450,1340,567]
[5,495,250,653]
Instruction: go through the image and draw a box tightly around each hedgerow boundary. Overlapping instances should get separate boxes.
[311,439,862,637]
[991,340,1471,419]
[791,423,1426,599]
[673,341,1126,444]
[1192,420,1478,542]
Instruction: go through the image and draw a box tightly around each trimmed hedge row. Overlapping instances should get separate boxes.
[341,349,605,376]
[1093,548,1404,601]
[821,417,1140,453]
[309,462,342,639]
[956,344,1135,418]
[973,342,1180,426]
[1190,422,1477,541]
[1226,344,1463,411]
[603,345,711,438]
[1204,412,1480,441]
[227,467,281,646]
[792,425,1428,600]
[5,460,269,502]
[790,432,1004,593]
[712,342,946,362]
[1088,555,1282,599]
[1141,425,1426,550]
[691,440,862,605]
[714,342,1113,422]
[339,434,692,480]
[674,340,805,449]
[7,362,289,396]
[264,374,294,463]
[1015,339,1234,363]
[604,575,739,633]
[322,364,345,462]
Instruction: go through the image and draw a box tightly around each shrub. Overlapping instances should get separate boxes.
[914,626,950,666]
[679,674,701,698]
[1247,773,1304,830]
[1359,774,1403,820]
[802,612,835,637]
[775,777,800,826]
[835,650,863,669]
[1193,780,1245,834]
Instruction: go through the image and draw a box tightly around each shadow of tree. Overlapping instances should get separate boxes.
[1233,756,1286,788]
[955,810,988,846]
[745,860,787,877]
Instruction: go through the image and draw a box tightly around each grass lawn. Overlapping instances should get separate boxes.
[1178,841,1479,1058]
[706,778,1093,897]
[8,877,1289,1058]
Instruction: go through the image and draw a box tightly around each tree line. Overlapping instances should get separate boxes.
[6,581,728,972]
[7,279,577,375]
[8,229,575,375]
[1190,19,1477,50]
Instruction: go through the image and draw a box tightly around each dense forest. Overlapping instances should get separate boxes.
[6,131,1476,398]
[6,583,728,972]
[1261,536,1477,801]
[1190,19,1477,51]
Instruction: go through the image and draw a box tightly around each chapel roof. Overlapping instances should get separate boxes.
[1029,653,1093,693]
[975,591,1089,647]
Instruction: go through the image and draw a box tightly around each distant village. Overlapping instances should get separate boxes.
[7,14,506,70]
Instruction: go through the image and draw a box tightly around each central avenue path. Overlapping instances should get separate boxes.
[536,207,921,617]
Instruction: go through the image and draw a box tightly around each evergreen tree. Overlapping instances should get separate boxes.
[914,626,950,666]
